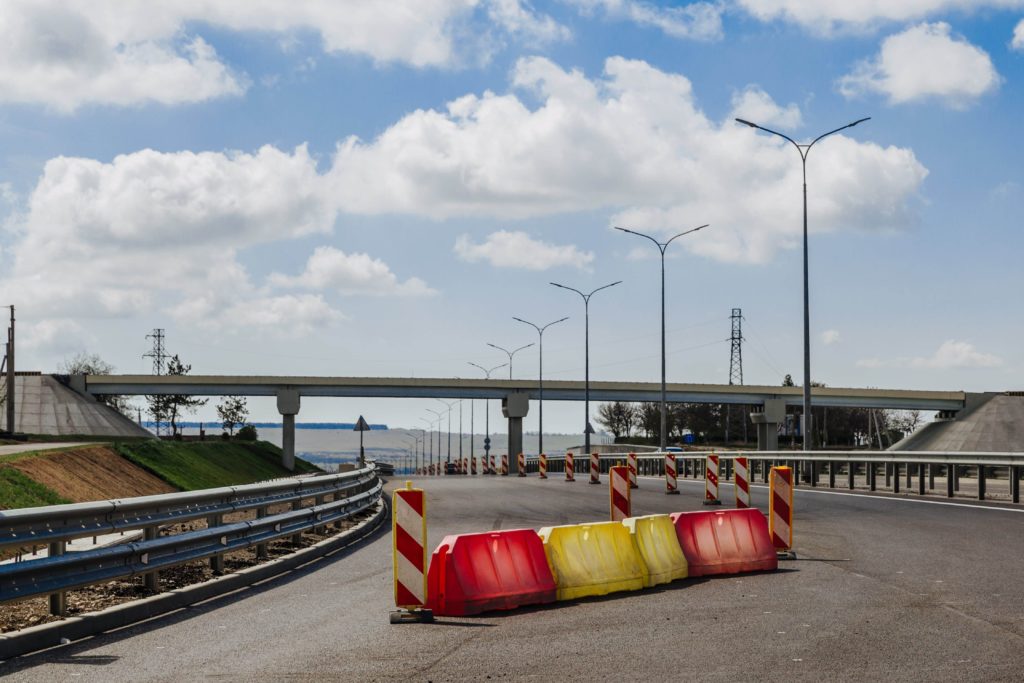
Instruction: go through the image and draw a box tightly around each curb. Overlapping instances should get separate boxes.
[0,499,388,662]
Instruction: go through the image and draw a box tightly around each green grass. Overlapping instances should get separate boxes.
[0,467,70,510]
[113,440,320,491]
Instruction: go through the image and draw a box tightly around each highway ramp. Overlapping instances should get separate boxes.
[3,476,1023,681]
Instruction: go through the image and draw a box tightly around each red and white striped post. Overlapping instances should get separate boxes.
[735,456,750,509]
[489,455,496,476]
[518,452,526,477]
[565,452,575,482]
[589,452,600,485]
[539,453,548,479]
[390,482,433,623]
[501,454,509,476]
[664,453,679,495]
[627,452,638,489]
[770,466,795,558]
[609,465,631,522]
[703,453,721,505]
[470,456,477,475]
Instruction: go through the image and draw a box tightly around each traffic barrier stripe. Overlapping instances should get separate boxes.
[665,453,679,494]
[610,465,631,522]
[770,466,794,550]
[518,453,526,477]
[538,521,648,601]
[392,484,427,608]
[539,453,548,479]
[627,452,638,489]
[735,457,750,509]
[705,454,720,502]
[622,514,687,587]
[669,509,777,577]
[565,452,575,482]
[590,452,600,484]
[425,529,557,616]
[501,454,509,476]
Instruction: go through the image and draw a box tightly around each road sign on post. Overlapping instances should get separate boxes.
[354,415,370,468]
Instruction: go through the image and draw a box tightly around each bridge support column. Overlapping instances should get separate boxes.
[502,393,529,475]
[750,399,785,451]
[277,389,300,471]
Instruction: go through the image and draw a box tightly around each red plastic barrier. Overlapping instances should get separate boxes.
[426,528,557,616]
[669,509,778,576]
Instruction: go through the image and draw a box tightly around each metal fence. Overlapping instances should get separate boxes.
[520,450,1023,504]
[0,467,382,615]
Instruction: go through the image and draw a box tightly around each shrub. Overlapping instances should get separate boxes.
[236,424,258,441]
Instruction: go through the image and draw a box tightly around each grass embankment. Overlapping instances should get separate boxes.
[0,468,69,509]
[113,440,320,491]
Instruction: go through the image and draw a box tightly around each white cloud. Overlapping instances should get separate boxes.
[332,56,927,264]
[1013,19,1024,49]
[730,86,802,130]
[838,23,1000,108]
[454,231,595,270]
[856,340,1003,369]
[566,0,723,40]
[270,247,436,297]
[19,319,95,356]
[735,1,1024,33]
[0,0,568,111]
[218,294,344,337]
[821,329,841,345]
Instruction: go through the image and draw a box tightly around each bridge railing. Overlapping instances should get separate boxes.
[0,467,383,615]
[523,451,1023,504]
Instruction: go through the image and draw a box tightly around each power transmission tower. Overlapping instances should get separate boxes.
[143,329,167,434]
[726,308,745,444]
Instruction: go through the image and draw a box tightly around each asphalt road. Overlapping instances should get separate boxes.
[3,474,1024,682]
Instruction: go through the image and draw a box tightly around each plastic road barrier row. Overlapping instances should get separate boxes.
[393,483,428,608]
[610,465,631,522]
[704,454,720,504]
[627,452,638,489]
[426,529,557,616]
[538,521,648,601]
[735,456,750,509]
[589,452,600,484]
[665,453,679,495]
[518,453,526,477]
[770,466,793,550]
[622,514,688,587]
[669,509,777,577]
[539,453,548,479]
[565,452,575,482]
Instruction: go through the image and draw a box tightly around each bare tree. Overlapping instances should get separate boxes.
[216,396,249,436]
[58,352,132,417]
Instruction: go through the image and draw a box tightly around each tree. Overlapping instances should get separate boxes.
[216,396,248,436]
[147,354,207,437]
[58,352,132,417]
[595,401,637,439]
[782,374,795,387]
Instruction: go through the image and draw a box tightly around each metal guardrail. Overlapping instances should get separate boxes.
[0,467,383,615]
[521,450,1023,504]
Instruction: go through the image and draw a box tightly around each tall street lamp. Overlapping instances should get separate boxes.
[435,398,456,465]
[418,417,434,473]
[468,362,507,471]
[614,224,708,452]
[426,408,445,472]
[512,316,568,456]
[550,280,622,456]
[486,342,535,379]
[735,116,869,451]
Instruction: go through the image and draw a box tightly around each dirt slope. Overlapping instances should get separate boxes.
[9,446,176,502]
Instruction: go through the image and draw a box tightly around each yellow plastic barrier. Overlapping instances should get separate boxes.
[622,514,688,587]
[538,521,648,601]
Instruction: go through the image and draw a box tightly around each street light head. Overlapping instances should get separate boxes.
[735,118,758,128]
[848,117,871,128]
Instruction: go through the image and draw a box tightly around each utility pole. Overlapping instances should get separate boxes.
[5,306,14,434]
[727,308,744,444]
[143,328,167,436]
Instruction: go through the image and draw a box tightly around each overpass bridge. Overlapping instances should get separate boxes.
[76,374,967,469]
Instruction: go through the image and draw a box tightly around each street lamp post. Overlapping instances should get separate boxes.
[468,362,507,473]
[614,225,708,452]
[486,342,535,380]
[512,316,568,456]
[426,408,445,473]
[435,399,456,466]
[735,116,869,451]
[550,281,622,456]
[418,417,434,473]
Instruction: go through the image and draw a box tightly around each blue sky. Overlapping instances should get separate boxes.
[1,1,1023,434]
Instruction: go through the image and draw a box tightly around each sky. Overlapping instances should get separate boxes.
[1,0,1023,435]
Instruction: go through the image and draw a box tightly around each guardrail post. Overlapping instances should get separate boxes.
[291,500,304,545]
[314,495,327,533]
[868,462,876,491]
[885,463,892,489]
[917,463,925,495]
[847,461,854,490]
[906,462,912,490]
[144,526,159,591]
[48,541,67,616]
[256,506,269,559]
[209,514,225,573]
[929,464,935,491]
[828,461,835,488]
[977,466,986,501]
[947,465,955,498]
[893,464,900,494]
[1012,466,1020,505]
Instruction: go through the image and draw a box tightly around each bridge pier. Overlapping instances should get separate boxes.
[277,389,300,471]
[750,399,785,451]
[502,392,529,474]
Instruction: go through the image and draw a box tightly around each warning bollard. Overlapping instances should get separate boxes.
[769,466,796,559]
[665,453,679,495]
[501,454,509,476]
[703,453,721,505]
[735,457,750,509]
[589,452,601,485]
[471,456,477,475]
[627,452,638,489]
[390,482,433,623]
[539,453,548,479]
[565,452,575,482]
[518,453,526,477]
[610,465,631,522]
[489,455,496,475]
